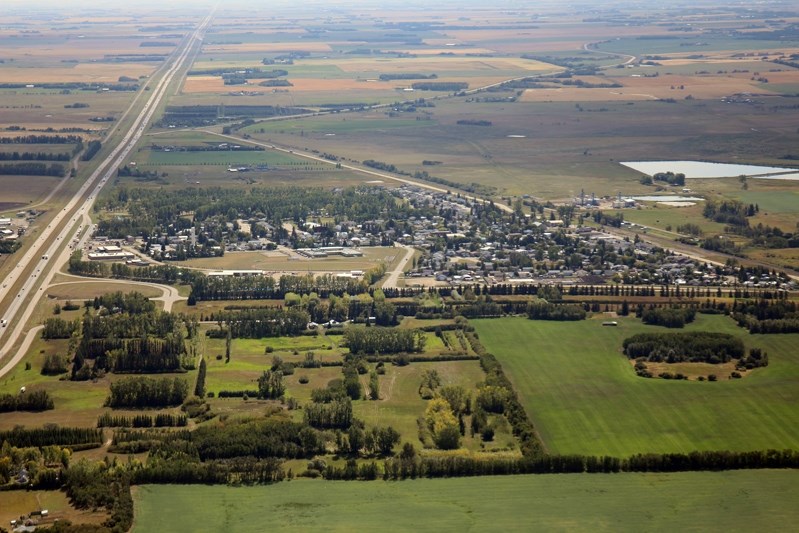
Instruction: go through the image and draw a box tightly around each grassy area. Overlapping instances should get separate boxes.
[473,315,799,456]
[143,149,308,166]
[175,247,400,273]
[132,470,799,532]
[0,489,109,528]
[351,360,513,452]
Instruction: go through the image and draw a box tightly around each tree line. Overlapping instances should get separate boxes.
[0,150,71,161]
[208,307,309,338]
[0,425,102,449]
[0,162,65,176]
[97,412,188,428]
[0,134,83,144]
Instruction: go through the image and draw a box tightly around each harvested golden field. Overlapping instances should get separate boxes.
[332,56,553,73]
[182,76,228,93]
[0,63,155,83]
[391,47,499,56]
[0,38,173,61]
[202,42,333,53]
[286,78,399,92]
[520,87,658,102]
[520,73,778,102]
[182,77,398,94]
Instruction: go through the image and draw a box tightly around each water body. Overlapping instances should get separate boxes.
[621,161,798,179]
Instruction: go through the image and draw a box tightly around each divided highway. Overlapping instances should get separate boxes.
[0,10,215,374]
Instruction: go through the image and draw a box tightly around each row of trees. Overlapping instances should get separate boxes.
[81,140,102,161]
[97,412,188,428]
[379,448,799,480]
[191,273,370,301]
[0,151,71,161]
[0,162,65,176]
[0,426,102,448]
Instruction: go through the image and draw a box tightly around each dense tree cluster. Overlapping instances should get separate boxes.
[640,306,696,328]
[305,398,354,429]
[623,332,745,363]
[208,307,309,338]
[703,199,752,227]
[81,140,102,161]
[345,326,426,354]
[41,317,80,339]
[106,377,189,408]
[526,299,586,321]
[732,299,799,333]
[0,390,54,412]
[652,171,686,186]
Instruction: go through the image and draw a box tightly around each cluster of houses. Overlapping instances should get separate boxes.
[81,183,794,290]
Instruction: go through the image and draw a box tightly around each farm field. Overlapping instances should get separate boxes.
[239,95,799,199]
[132,470,799,533]
[473,315,799,456]
[0,174,64,208]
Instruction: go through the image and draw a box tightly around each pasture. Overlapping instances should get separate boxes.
[132,470,799,532]
[473,315,799,456]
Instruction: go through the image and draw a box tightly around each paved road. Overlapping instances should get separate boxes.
[383,245,416,288]
[0,9,214,372]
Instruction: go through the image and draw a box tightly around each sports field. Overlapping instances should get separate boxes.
[473,315,799,456]
[132,470,799,532]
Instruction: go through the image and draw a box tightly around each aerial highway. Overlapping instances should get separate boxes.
[0,10,215,373]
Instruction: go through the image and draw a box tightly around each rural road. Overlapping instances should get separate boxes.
[382,245,415,288]
[584,41,637,67]
[0,10,214,373]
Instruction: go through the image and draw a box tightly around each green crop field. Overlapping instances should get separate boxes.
[473,315,799,456]
[132,470,799,532]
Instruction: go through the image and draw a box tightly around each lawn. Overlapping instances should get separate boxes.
[132,470,799,532]
[473,315,799,456]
